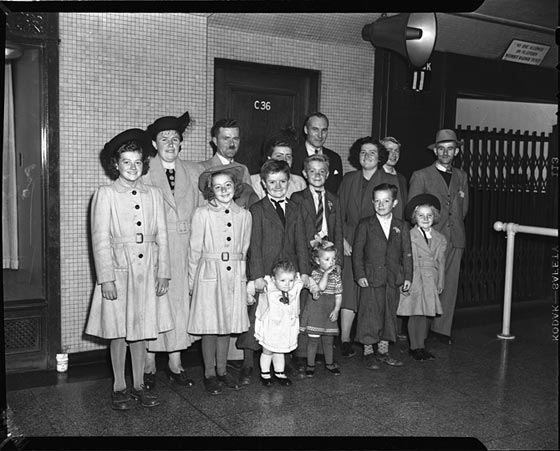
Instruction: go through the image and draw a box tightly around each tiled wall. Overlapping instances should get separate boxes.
[59,13,375,353]
[207,25,375,175]
[59,13,209,352]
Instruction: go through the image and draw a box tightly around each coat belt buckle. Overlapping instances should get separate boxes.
[136,233,143,244]
[221,252,229,261]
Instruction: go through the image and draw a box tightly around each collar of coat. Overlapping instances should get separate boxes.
[114,177,148,193]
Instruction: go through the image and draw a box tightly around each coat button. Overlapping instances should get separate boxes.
[226,237,231,241]
[137,221,141,226]
[139,254,143,258]
[225,209,230,214]
[227,222,232,227]
[226,266,231,271]
[135,205,140,210]
[132,190,137,195]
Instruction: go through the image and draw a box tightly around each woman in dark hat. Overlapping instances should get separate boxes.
[142,112,204,389]
[397,194,447,361]
[85,129,173,409]
[187,164,252,395]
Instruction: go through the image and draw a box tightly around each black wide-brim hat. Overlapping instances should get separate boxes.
[198,163,246,193]
[405,193,441,222]
[102,128,152,158]
[146,111,191,141]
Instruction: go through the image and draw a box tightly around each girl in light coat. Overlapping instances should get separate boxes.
[397,194,447,361]
[188,164,252,395]
[86,129,174,410]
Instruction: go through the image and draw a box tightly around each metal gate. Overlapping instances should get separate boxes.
[455,126,557,307]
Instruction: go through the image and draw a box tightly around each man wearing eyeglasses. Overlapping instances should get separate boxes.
[408,129,469,346]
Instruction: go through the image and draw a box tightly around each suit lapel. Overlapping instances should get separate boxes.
[264,197,285,229]
[429,164,451,194]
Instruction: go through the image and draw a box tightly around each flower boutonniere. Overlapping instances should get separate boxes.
[393,226,401,235]
[327,200,333,210]
[458,190,465,198]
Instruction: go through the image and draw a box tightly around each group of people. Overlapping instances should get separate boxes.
[85,110,469,410]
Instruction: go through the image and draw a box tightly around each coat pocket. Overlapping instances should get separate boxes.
[200,261,218,281]
[112,245,128,270]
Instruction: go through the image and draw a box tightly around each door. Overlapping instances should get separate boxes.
[214,59,319,175]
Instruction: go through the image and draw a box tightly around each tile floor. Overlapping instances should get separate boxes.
[4,300,558,450]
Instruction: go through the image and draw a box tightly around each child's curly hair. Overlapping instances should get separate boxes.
[202,170,244,201]
[311,240,337,268]
[271,259,296,277]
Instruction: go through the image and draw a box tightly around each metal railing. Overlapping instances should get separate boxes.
[493,221,558,339]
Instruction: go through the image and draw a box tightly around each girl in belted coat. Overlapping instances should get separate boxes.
[397,194,447,361]
[188,164,252,395]
[86,129,174,410]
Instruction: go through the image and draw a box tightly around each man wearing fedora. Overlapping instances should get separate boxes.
[408,129,469,344]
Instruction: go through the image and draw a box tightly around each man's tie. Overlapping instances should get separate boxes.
[315,190,324,233]
[271,198,286,226]
[166,169,175,192]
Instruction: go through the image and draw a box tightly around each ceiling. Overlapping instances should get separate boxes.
[207,0,557,68]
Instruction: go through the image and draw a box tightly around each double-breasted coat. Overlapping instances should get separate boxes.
[142,155,203,351]
[337,169,401,310]
[397,226,447,317]
[86,178,174,341]
[187,201,252,335]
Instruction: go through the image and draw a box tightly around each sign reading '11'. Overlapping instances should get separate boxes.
[254,100,271,111]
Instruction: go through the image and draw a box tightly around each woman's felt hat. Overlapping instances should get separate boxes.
[427,129,464,150]
[198,162,246,193]
[102,128,152,158]
[146,111,191,141]
[405,193,441,221]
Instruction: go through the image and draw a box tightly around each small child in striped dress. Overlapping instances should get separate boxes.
[299,240,342,376]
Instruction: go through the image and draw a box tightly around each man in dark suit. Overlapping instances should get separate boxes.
[292,112,343,193]
[408,129,469,344]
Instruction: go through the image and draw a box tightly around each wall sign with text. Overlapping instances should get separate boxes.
[254,100,272,111]
[502,39,550,66]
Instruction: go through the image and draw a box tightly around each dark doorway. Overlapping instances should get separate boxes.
[214,59,319,175]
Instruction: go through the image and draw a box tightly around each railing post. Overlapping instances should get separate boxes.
[494,222,516,340]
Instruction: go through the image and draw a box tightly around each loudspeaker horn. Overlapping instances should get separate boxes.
[362,13,437,68]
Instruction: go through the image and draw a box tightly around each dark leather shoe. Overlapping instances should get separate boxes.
[143,372,156,390]
[409,349,424,361]
[325,362,341,375]
[165,367,194,387]
[363,353,380,370]
[129,385,160,407]
[217,372,242,390]
[273,372,292,386]
[260,371,274,387]
[239,366,253,385]
[341,342,356,357]
[421,349,436,360]
[111,389,136,410]
[375,352,404,367]
[305,364,315,378]
[203,376,223,395]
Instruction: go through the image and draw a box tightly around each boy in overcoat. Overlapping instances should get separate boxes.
[352,183,413,369]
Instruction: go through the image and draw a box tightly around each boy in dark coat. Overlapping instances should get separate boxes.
[352,183,413,369]
[236,159,316,384]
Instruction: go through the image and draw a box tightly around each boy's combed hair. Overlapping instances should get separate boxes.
[311,240,337,268]
[260,159,291,181]
[303,153,330,172]
[348,136,389,170]
[271,259,296,277]
[102,140,150,180]
[411,204,441,225]
[372,182,398,200]
[202,170,244,201]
